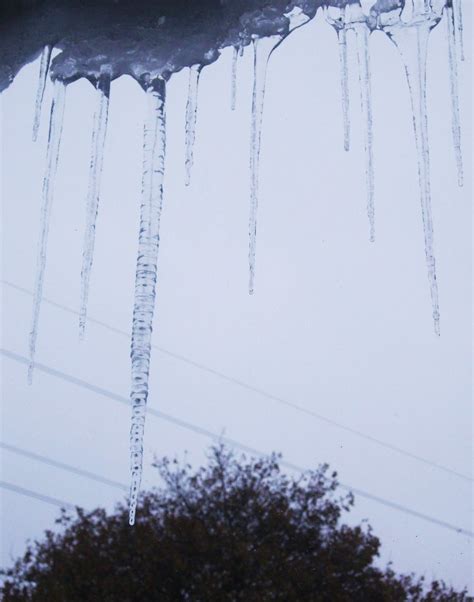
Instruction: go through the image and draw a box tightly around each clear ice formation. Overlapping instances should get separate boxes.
[249,35,283,295]
[32,45,52,142]
[129,78,167,526]
[184,65,201,187]
[445,2,463,187]
[11,0,464,521]
[79,71,111,338]
[231,45,239,111]
[28,80,66,384]
[378,0,444,335]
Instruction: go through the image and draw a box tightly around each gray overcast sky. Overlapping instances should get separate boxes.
[1,6,472,592]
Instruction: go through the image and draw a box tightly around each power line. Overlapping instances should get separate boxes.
[2,279,471,484]
[0,442,128,491]
[1,348,472,538]
[0,480,76,510]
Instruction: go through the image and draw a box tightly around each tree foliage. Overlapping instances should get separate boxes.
[1,446,470,601]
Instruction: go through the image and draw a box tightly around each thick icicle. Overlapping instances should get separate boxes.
[445,3,463,187]
[338,26,351,152]
[32,45,52,142]
[78,72,111,339]
[386,20,440,335]
[28,80,67,383]
[248,35,280,295]
[452,0,464,61]
[354,23,375,242]
[129,78,166,526]
[184,64,201,186]
[231,45,239,111]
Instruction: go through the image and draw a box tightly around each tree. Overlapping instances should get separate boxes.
[1,446,469,601]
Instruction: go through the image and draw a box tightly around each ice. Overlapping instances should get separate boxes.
[184,65,201,187]
[28,80,67,383]
[129,78,167,525]
[79,71,111,338]
[32,45,52,142]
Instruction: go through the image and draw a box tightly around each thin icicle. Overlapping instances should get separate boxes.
[231,46,238,111]
[78,71,111,339]
[248,35,280,295]
[354,23,375,242]
[184,64,201,186]
[338,26,350,152]
[129,78,166,526]
[387,21,440,335]
[28,80,67,383]
[452,0,464,61]
[445,4,463,186]
[32,45,52,142]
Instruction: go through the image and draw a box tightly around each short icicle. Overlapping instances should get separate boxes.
[78,71,111,339]
[184,64,201,186]
[129,78,167,526]
[354,23,375,242]
[452,0,464,61]
[231,45,239,111]
[248,35,280,295]
[28,80,67,383]
[387,20,440,335]
[338,26,351,152]
[32,45,52,142]
[445,3,463,187]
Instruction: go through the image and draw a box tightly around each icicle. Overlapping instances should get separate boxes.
[445,4,463,187]
[129,78,166,526]
[184,64,201,187]
[231,46,238,111]
[78,71,111,339]
[28,80,67,383]
[453,0,464,61]
[387,22,440,335]
[354,23,375,242]
[338,26,351,152]
[32,45,52,142]
[248,35,280,295]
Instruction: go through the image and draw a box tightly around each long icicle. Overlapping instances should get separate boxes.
[78,71,111,339]
[32,45,52,142]
[231,46,239,111]
[354,23,375,242]
[28,80,67,383]
[129,78,166,526]
[248,35,280,295]
[452,0,464,61]
[389,22,440,335]
[445,3,463,187]
[338,26,351,152]
[184,64,201,187]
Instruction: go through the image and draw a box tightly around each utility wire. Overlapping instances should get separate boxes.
[1,279,471,484]
[0,480,76,510]
[1,348,472,538]
[0,442,128,491]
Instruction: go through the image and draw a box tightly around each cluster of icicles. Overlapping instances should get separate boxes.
[25,0,465,525]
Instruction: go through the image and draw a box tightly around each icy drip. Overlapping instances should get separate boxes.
[28,80,67,383]
[231,46,239,111]
[339,26,351,152]
[78,73,111,339]
[354,23,375,242]
[129,79,166,526]
[453,0,464,61]
[32,45,52,142]
[184,65,201,187]
[387,21,440,335]
[445,4,463,187]
[248,35,280,295]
